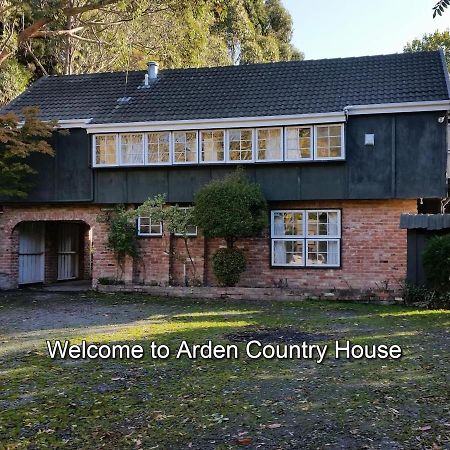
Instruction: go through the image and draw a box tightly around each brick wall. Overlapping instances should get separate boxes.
[0,199,416,294]
[205,200,416,292]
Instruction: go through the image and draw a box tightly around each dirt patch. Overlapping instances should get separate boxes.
[225,326,334,343]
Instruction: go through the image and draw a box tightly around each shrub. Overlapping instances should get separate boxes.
[401,281,450,310]
[212,248,247,287]
[97,277,125,286]
[422,234,450,293]
[193,169,267,247]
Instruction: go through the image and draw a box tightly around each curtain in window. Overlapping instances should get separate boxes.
[273,241,287,264]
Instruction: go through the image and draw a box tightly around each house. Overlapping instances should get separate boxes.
[0,51,449,296]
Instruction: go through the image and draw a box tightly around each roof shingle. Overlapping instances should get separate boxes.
[2,51,449,123]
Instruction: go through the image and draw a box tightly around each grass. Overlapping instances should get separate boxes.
[0,292,449,449]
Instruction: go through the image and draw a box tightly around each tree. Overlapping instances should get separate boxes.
[193,170,267,286]
[0,106,56,198]
[0,0,302,104]
[404,30,450,69]
[433,0,450,17]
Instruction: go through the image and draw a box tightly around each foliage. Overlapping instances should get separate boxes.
[212,247,247,287]
[98,205,139,265]
[0,106,56,198]
[433,0,450,17]
[422,234,450,293]
[134,195,199,284]
[0,58,32,105]
[193,169,268,247]
[404,29,450,69]
[0,0,302,102]
[402,282,450,310]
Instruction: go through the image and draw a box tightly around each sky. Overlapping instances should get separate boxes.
[282,0,450,60]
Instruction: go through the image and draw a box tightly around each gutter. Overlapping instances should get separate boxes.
[343,100,450,116]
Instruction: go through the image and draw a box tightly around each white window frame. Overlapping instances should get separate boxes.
[313,124,345,161]
[174,207,198,237]
[305,238,341,267]
[256,127,283,162]
[146,131,172,166]
[226,128,254,163]
[199,130,226,164]
[137,216,163,236]
[119,133,144,166]
[271,210,305,238]
[271,209,341,268]
[284,126,313,162]
[172,131,199,165]
[271,239,305,267]
[92,134,119,167]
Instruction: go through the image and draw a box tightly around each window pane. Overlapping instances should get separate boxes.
[273,240,303,265]
[272,211,303,237]
[307,211,340,237]
[315,125,342,159]
[95,135,117,165]
[147,132,170,164]
[286,127,311,160]
[257,128,281,160]
[120,134,143,165]
[201,130,224,162]
[307,240,339,266]
[228,129,253,161]
[174,131,197,163]
[138,217,162,235]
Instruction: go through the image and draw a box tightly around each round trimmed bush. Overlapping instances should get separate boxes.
[422,234,450,293]
[212,248,246,287]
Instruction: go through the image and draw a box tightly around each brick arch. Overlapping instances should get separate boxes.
[0,206,110,290]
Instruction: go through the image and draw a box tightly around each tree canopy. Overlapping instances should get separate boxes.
[404,29,450,69]
[0,107,57,198]
[0,0,303,105]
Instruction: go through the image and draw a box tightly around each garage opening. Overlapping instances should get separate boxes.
[17,221,91,285]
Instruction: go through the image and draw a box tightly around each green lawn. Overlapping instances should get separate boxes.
[0,292,449,449]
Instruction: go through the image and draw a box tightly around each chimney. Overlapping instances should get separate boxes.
[148,61,158,80]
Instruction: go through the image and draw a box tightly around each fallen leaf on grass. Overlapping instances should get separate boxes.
[266,423,282,429]
[237,437,253,445]
[418,425,432,431]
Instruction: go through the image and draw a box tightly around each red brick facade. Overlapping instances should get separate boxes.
[0,199,416,294]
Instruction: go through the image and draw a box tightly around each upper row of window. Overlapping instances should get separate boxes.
[93,124,345,167]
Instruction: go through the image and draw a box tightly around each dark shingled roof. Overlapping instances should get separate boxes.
[2,51,450,124]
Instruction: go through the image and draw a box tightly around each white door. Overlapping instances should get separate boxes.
[57,223,79,280]
[19,222,45,284]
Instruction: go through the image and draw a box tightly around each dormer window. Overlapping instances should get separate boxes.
[257,128,282,161]
[120,133,144,165]
[173,131,198,164]
[200,130,225,163]
[94,134,117,166]
[147,132,170,164]
[227,129,253,162]
[92,123,345,167]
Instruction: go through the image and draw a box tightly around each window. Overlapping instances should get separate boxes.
[174,207,197,236]
[120,134,144,165]
[94,134,117,166]
[173,131,198,164]
[137,216,162,236]
[227,129,253,162]
[285,127,312,160]
[201,130,225,163]
[257,128,282,161]
[315,124,343,159]
[147,132,170,164]
[271,209,341,267]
